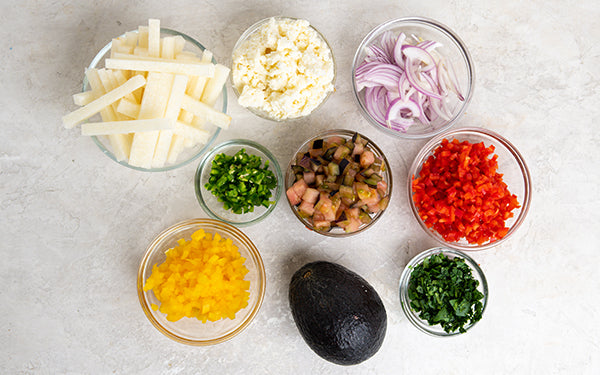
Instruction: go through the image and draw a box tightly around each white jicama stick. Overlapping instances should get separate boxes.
[152,74,188,168]
[128,72,174,169]
[148,19,160,57]
[62,74,146,128]
[138,26,149,49]
[124,31,138,46]
[73,91,96,106]
[180,94,230,129]
[133,46,149,56]
[186,50,213,99]
[116,98,141,118]
[97,69,129,121]
[173,121,210,144]
[175,51,202,62]
[111,38,121,58]
[105,58,215,77]
[201,64,230,105]
[168,52,217,161]
[111,69,138,104]
[166,110,192,164]
[161,36,175,60]
[84,69,132,161]
[81,118,173,136]
[114,52,192,63]
[173,35,185,55]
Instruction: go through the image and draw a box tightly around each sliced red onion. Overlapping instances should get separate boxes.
[380,31,396,60]
[386,98,421,131]
[442,58,465,101]
[393,33,407,66]
[364,86,388,126]
[366,45,392,64]
[356,31,465,132]
[401,45,437,72]
[404,58,443,100]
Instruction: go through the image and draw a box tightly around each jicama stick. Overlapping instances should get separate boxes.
[152,74,188,168]
[81,118,173,135]
[105,58,215,77]
[62,74,146,128]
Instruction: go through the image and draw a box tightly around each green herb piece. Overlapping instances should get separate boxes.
[407,253,484,333]
[204,149,277,214]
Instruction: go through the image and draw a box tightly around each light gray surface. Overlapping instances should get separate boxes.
[1,1,599,374]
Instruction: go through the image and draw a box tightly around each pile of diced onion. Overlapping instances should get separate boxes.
[63,19,231,169]
[355,32,464,132]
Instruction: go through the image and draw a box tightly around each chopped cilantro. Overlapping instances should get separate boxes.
[407,253,484,333]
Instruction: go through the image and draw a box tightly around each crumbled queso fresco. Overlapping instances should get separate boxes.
[232,18,335,120]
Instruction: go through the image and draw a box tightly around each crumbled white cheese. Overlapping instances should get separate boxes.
[232,18,335,120]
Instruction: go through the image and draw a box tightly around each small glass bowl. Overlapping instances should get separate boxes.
[399,247,488,337]
[195,139,283,226]
[84,28,226,171]
[352,17,475,139]
[408,127,532,251]
[137,219,266,345]
[285,129,392,237]
[231,16,336,121]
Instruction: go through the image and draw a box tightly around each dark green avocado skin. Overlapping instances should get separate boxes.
[289,261,387,366]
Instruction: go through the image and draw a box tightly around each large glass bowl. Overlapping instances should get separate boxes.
[195,139,283,226]
[408,127,532,251]
[84,28,226,171]
[352,17,475,139]
[285,129,392,237]
[399,247,488,337]
[137,219,266,345]
[231,16,336,121]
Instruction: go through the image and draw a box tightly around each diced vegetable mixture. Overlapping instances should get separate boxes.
[286,132,389,233]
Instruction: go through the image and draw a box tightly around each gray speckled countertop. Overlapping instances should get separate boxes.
[2,1,599,374]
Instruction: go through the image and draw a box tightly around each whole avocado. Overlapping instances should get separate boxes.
[288,261,387,366]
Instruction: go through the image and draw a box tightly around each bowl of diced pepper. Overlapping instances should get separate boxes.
[408,127,532,250]
[195,139,283,226]
[285,129,392,237]
[137,218,266,345]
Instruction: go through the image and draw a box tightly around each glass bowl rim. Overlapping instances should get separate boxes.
[84,28,225,172]
[136,218,266,345]
[407,126,532,251]
[230,16,337,122]
[351,16,475,139]
[195,139,284,226]
[284,128,393,237]
[398,247,489,337]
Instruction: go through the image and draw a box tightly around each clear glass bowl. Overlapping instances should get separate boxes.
[137,219,266,345]
[399,247,488,337]
[352,17,475,139]
[195,139,283,226]
[84,28,226,171]
[285,129,392,237]
[408,127,532,251]
[231,16,336,121]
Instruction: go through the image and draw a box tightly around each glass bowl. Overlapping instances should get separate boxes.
[231,16,336,121]
[352,17,475,139]
[399,247,488,337]
[137,219,266,345]
[408,127,532,251]
[285,129,392,237]
[84,28,226,171]
[195,139,283,226]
